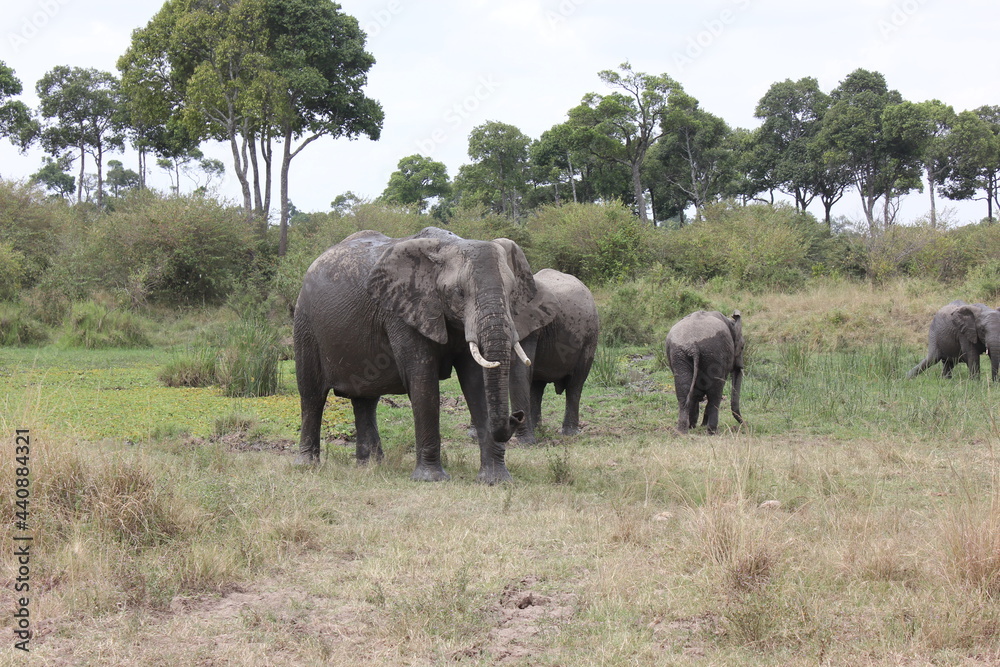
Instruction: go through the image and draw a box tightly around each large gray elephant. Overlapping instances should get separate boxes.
[664,310,745,435]
[906,300,1000,380]
[293,227,555,484]
[509,268,599,444]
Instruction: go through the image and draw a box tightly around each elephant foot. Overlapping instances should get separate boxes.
[294,451,320,465]
[356,445,384,464]
[476,463,512,485]
[514,429,536,446]
[560,424,580,436]
[411,465,450,482]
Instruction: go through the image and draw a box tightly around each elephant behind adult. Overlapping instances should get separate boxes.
[664,310,745,435]
[509,268,599,444]
[293,227,554,484]
[906,300,1000,380]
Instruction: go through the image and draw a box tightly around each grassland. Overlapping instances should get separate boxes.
[4,280,1000,665]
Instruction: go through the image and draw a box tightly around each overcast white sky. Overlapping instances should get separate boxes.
[1,0,998,224]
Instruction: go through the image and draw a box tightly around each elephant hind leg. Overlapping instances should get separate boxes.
[352,397,383,464]
[295,334,328,464]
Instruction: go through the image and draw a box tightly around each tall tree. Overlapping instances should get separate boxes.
[569,62,679,224]
[35,66,124,206]
[941,106,1000,222]
[754,77,829,212]
[650,92,736,220]
[819,69,923,229]
[0,61,35,152]
[457,121,531,219]
[887,100,955,227]
[380,154,450,212]
[262,0,383,254]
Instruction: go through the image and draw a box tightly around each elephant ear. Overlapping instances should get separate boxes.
[955,305,980,346]
[491,238,557,336]
[367,238,449,344]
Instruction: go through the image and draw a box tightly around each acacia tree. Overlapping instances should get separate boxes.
[35,66,124,206]
[570,62,679,224]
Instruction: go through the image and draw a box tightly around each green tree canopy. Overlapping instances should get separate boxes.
[569,62,680,224]
[0,61,36,151]
[819,69,923,229]
[941,106,1000,222]
[35,66,124,206]
[456,121,531,219]
[380,154,450,213]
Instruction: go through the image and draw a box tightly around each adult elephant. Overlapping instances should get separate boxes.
[664,310,745,435]
[509,268,599,444]
[293,227,554,484]
[906,300,1000,380]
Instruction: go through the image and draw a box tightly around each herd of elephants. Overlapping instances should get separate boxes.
[291,227,996,484]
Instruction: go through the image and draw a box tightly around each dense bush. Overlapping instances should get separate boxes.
[659,203,831,291]
[83,192,258,304]
[217,315,282,397]
[599,272,712,346]
[58,300,152,349]
[0,180,76,289]
[0,302,49,346]
[525,201,654,283]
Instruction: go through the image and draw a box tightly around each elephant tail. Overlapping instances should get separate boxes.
[684,348,700,410]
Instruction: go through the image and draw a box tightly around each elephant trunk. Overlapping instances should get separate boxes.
[731,366,744,424]
[474,306,523,444]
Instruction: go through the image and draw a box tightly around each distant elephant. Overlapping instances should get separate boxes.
[906,300,1000,380]
[509,268,599,444]
[293,227,555,484]
[664,310,745,435]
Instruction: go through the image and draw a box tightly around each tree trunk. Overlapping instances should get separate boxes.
[632,159,647,224]
[279,128,292,256]
[76,138,85,204]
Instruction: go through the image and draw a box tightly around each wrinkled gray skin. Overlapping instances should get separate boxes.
[294,227,554,484]
[509,269,599,444]
[664,310,745,435]
[906,300,1000,381]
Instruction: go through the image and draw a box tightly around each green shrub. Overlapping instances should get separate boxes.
[159,347,220,388]
[0,242,26,301]
[526,201,653,283]
[599,284,655,346]
[58,300,152,349]
[964,260,1000,302]
[83,191,258,304]
[0,302,49,346]
[218,315,282,397]
[660,202,827,290]
[0,180,74,289]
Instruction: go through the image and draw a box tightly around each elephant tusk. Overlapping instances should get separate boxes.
[514,341,531,366]
[470,341,500,368]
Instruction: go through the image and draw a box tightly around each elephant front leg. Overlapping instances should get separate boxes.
[455,356,512,484]
[409,378,449,482]
[351,397,384,464]
[702,392,723,435]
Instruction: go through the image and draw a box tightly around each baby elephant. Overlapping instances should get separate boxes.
[907,300,1000,381]
[665,310,745,434]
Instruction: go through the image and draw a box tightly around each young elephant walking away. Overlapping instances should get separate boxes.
[664,310,745,434]
[907,300,1000,381]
